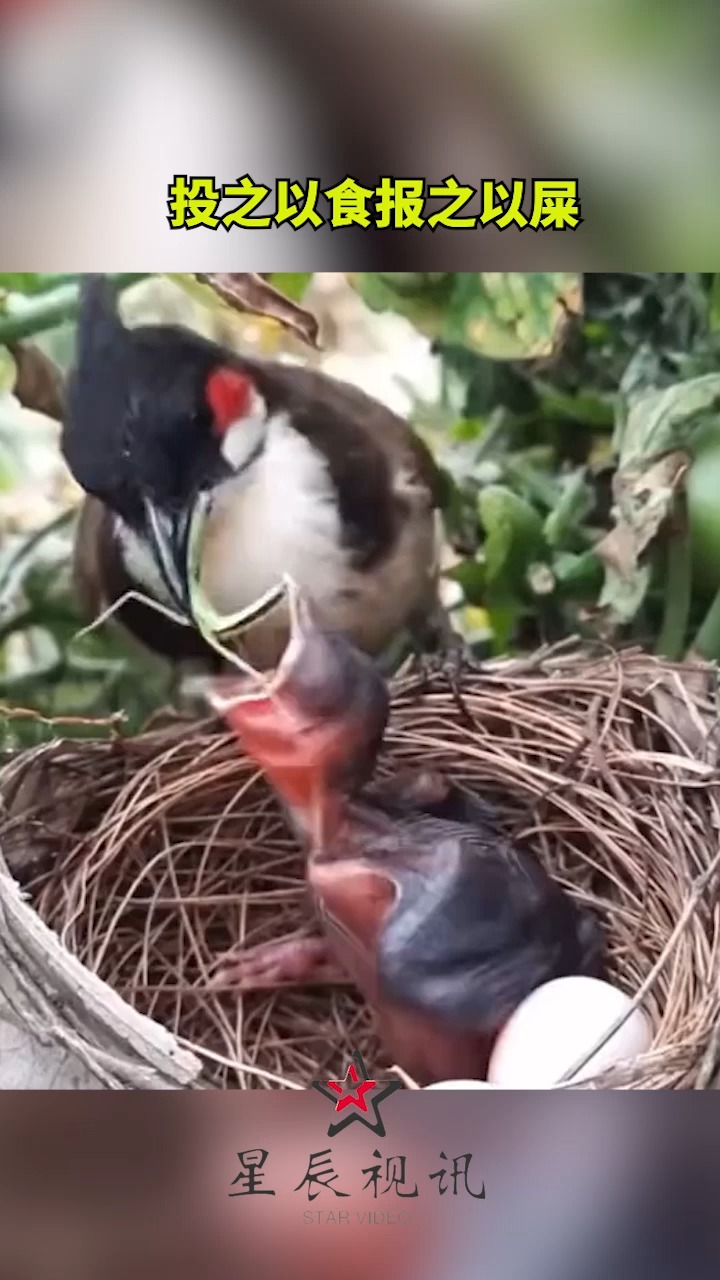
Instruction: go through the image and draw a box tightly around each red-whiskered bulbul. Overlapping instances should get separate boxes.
[206,586,605,1086]
[61,274,452,671]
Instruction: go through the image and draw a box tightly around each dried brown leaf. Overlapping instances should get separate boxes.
[195,272,320,350]
[595,451,690,622]
[8,341,65,422]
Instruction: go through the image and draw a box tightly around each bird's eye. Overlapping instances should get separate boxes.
[205,367,253,436]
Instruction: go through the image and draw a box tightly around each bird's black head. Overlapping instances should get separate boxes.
[61,275,269,603]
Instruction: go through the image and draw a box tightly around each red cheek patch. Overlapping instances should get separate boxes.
[205,367,253,436]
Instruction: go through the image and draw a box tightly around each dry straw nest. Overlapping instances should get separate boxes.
[2,643,720,1090]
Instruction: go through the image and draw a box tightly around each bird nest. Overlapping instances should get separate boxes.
[2,643,720,1090]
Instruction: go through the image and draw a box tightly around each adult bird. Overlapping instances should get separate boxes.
[62,273,453,673]
[206,584,605,1085]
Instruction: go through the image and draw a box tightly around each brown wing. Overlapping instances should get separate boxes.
[71,495,108,623]
[241,357,446,572]
[256,357,445,501]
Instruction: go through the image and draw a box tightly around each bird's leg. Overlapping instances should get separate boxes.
[208,934,352,992]
[408,603,481,727]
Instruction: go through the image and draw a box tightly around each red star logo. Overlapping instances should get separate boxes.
[326,1061,378,1113]
[313,1049,401,1136]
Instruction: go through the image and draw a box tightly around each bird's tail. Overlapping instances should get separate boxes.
[60,274,128,496]
[74,273,124,360]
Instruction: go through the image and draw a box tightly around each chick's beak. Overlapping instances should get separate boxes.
[207,580,361,843]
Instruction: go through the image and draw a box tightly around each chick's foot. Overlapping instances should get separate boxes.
[209,935,351,992]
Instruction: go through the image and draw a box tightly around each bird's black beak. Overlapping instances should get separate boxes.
[142,496,193,615]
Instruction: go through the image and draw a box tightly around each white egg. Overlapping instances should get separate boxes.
[423,1079,497,1090]
[487,975,653,1088]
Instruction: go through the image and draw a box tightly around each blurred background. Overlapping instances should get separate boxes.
[0,0,718,267]
[0,1090,719,1280]
[3,268,720,750]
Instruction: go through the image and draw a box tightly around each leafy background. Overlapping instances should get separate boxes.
[2,271,720,752]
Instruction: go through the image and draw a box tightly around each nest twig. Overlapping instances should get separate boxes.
[3,644,720,1090]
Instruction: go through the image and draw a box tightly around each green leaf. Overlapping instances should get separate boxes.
[503,455,559,511]
[433,342,537,419]
[486,602,526,654]
[0,347,16,394]
[353,273,456,337]
[536,383,615,428]
[593,370,720,627]
[615,372,720,467]
[265,273,313,302]
[448,557,486,606]
[543,469,594,548]
[478,485,545,593]
[449,417,485,443]
[709,275,720,331]
[362,272,581,363]
[0,274,78,297]
[0,275,149,346]
[552,549,604,594]
[462,272,580,361]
